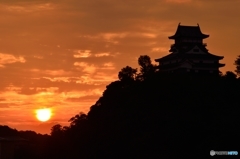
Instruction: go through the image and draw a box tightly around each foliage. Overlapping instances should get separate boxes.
[118,65,137,82]
[69,112,87,127]
[234,55,240,76]
[223,71,237,80]
[50,124,64,137]
[136,55,156,81]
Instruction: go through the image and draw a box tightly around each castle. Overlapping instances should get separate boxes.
[155,24,225,75]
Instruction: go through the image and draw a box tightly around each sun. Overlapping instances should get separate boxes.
[36,108,52,122]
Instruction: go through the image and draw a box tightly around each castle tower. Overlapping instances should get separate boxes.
[155,24,225,75]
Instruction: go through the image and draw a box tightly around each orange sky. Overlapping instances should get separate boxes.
[0,0,240,134]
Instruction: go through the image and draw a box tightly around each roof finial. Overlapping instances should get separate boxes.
[178,22,181,26]
[197,23,199,27]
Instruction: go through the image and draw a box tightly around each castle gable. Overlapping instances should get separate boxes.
[186,46,206,54]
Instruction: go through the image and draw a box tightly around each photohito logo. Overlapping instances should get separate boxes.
[210,150,238,156]
[210,150,215,156]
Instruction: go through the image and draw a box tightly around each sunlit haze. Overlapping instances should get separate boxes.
[0,0,239,134]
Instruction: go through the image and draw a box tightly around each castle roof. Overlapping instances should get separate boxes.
[169,24,209,39]
[155,52,224,62]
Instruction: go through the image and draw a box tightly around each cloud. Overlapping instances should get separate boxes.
[42,77,71,83]
[73,50,91,58]
[0,53,26,67]
[103,62,113,67]
[66,95,100,102]
[166,0,192,3]
[0,2,55,13]
[101,33,127,40]
[95,52,110,57]
[74,62,97,74]
[151,47,169,53]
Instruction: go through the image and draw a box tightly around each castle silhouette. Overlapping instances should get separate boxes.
[155,23,225,75]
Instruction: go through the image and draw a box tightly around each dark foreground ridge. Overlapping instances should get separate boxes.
[1,55,240,159]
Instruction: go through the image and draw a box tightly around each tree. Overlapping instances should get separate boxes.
[50,124,63,137]
[223,71,237,80]
[234,55,240,76]
[69,112,87,127]
[118,66,137,82]
[137,55,156,81]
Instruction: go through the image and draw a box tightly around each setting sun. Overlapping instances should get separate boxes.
[36,108,52,122]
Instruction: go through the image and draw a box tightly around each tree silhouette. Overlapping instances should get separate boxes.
[234,55,240,76]
[0,125,49,159]
[43,55,239,158]
[118,65,137,82]
[137,55,156,81]
[69,112,87,127]
[223,71,237,81]
[50,124,64,137]
[2,55,240,159]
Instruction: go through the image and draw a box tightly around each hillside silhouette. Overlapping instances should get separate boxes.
[46,55,239,159]
[0,125,49,159]
[1,55,240,158]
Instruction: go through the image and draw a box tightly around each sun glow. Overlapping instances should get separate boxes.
[36,108,52,122]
